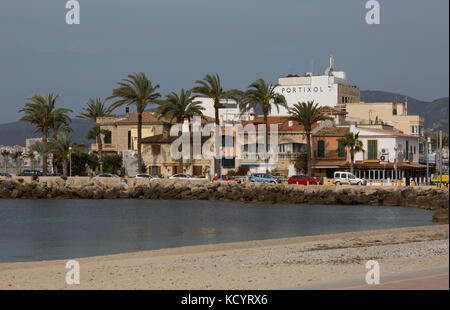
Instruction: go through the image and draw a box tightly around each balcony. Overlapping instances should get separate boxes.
[90,143,119,153]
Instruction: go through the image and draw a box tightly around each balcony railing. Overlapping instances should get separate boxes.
[90,143,119,152]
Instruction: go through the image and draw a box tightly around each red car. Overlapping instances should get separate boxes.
[212,175,240,183]
[288,175,322,185]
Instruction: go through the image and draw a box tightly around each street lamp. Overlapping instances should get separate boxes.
[394,145,398,180]
[69,146,72,177]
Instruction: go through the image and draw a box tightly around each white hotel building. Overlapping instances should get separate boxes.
[271,56,360,116]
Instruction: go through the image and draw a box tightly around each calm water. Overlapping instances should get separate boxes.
[0,199,437,263]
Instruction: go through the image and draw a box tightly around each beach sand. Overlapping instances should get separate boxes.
[0,225,448,290]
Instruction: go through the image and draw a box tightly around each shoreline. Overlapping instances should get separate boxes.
[1,225,448,289]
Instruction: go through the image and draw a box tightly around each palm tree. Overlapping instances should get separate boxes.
[12,151,23,175]
[285,101,329,176]
[154,89,205,173]
[52,133,85,176]
[107,73,161,173]
[78,98,113,174]
[239,78,287,172]
[1,150,10,173]
[19,93,72,176]
[86,125,110,174]
[192,74,242,175]
[26,151,36,171]
[338,132,365,174]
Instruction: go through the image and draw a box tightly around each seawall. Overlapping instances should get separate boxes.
[0,178,448,223]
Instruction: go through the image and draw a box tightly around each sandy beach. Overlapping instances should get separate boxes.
[0,225,448,290]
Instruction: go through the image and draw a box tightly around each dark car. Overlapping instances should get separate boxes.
[288,175,322,185]
[46,173,68,181]
[0,172,12,179]
[18,170,43,181]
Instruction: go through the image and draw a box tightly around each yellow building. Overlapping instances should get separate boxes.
[92,112,175,154]
[345,98,424,138]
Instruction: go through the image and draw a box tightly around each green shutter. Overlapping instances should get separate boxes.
[318,140,325,158]
[338,141,345,158]
[368,140,377,160]
[405,140,409,160]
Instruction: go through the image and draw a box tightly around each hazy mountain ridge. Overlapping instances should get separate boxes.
[0,119,93,147]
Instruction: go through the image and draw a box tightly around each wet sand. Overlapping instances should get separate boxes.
[0,225,448,290]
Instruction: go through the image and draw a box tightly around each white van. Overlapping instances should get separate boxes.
[333,171,366,186]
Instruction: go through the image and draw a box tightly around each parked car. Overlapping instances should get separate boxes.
[333,171,366,186]
[0,172,12,178]
[46,173,68,180]
[212,175,241,183]
[288,175,322,185]
[248,173,281,184]
[134,174,158,180]
[168,174,200,180]
[94,173,127,183]
[18,170,43,181]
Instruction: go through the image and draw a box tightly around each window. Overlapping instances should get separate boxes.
[406,140,409,160]
[367,140,378,160]
[221,136,234,147]
[337,141,345,158]
[127,130,131,150]
[221,158,235,169]
[151,166,160,175]
[317,140,325,158]
[104,131,112,144]
[152,145,161,155]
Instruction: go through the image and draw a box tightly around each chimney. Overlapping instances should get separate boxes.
[404,96,408,115]
[125,107,129,117]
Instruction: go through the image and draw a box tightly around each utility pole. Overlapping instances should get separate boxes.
[426,137,430,184]
[69,146,72,177]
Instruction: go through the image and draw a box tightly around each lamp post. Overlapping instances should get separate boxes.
[426,137,430,184]
[393,145,399,181]
[69,146,72,177]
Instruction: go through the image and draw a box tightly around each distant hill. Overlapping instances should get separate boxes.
[0,119,93,147]
[360,90,449,134]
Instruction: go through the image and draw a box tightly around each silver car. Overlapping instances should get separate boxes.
[333,171,366,186]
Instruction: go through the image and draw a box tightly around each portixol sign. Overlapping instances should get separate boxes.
[279,86,332,94]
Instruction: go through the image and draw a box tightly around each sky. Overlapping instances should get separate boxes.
[0,0,448,124]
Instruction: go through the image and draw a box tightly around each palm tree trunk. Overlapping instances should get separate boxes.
[62,158,68,177]
[97,134,104,174]
[263,111,269,173]
[306,132,312,176]
[42,127,48,176]
[137,110,143,173]
[350,153,354,174]
[3,157,7,173]
[16,159,20,175]
[214,101,221,176]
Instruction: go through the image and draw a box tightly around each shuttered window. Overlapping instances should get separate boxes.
[317,140,325,158]
[405,140,409,160]
[367,140,378,160]
[337,141,345,158]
